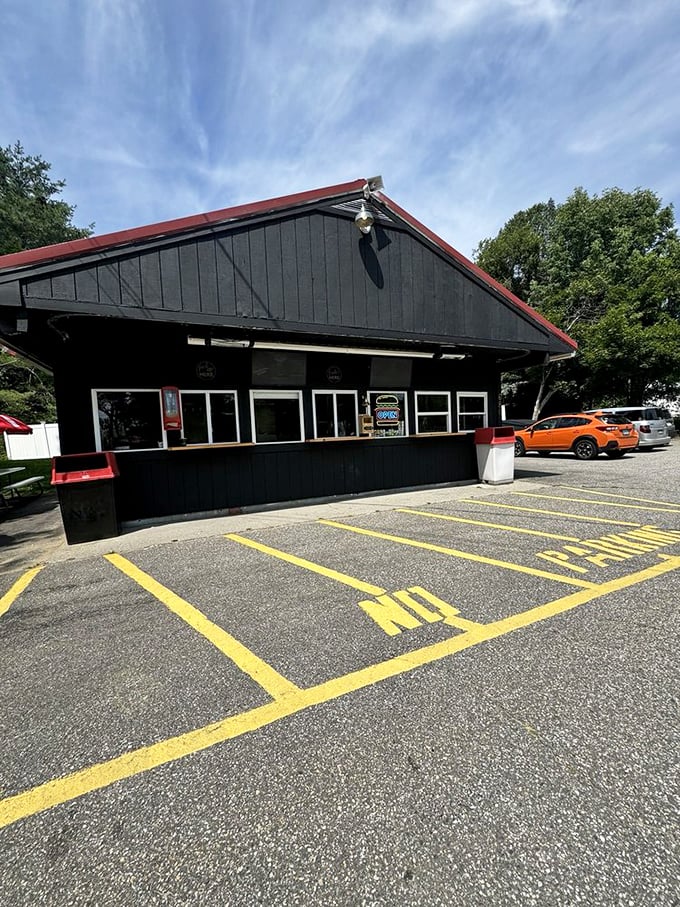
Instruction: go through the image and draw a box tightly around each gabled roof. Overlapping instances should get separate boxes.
[0,179,366,271]
[0,177,576,353]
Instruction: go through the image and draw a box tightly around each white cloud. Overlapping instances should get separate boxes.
[1,0,678,257]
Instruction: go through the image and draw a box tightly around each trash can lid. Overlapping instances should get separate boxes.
[51,451,119,485]
[474,426,515,444]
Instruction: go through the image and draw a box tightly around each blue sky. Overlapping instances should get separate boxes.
[1,0,679,258]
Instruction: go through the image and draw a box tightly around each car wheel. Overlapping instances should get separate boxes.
[537,451,551,457]
[514,438,526,457]
[573,437,598,460]
[605,450,625,459]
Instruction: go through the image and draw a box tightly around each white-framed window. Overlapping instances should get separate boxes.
[456,391,488,431]
[312,390,359,438]
[250,390,304,444]
[367,390,409,437]
[180,391,240,445]
[93,389,164,451]
[415,391,451,434]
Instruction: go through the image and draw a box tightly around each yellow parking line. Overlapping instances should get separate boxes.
[0,566,43,619]
[397,508,581,542]
[459,498,641,526]
[225,533,386,597]
[3,554,678,831]
[558,486,680,509]
[105,554,299,701]
[318,519,598,589]
[511,491,680,515]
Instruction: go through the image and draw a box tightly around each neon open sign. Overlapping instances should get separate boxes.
[374,394,401,425]
[375,407,400,424]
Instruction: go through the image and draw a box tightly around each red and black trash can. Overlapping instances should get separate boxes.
[51,452,120,545]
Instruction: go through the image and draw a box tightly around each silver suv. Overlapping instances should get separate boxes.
[585,407,671,450]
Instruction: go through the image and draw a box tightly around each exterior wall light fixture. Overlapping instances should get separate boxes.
[354,202,375,234]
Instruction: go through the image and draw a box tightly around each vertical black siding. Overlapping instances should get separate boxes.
[51,272,75,300]
[196,236,219,315]
[21,210,555,351]
[97,262,122,307]
[215,235,237,317]
[310,214,327,325]
[119,256,143,308]
[295,219,314,324]
[248,228,269,317]
[159,247,182,311]
[280,221,300,321]
[232,230,252,317]
[114,435,476,523]
[140,250,163,308]
[264,223,284,322]
[178,244,200,314]
[323,218,340,327]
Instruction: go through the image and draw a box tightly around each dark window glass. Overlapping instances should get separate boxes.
[314,392,357,437]
[369,358,412,388]
[534,418,558,431]
[418,414,448,433]
[336,394,357,437]
[210,393,238,442]
[253,395,302,443]
[97,391,162,450]
[314,394,335,438]
[418,393,448,412]
[252,350,306,386]
[181,392,238,444]
[181,394,209,444]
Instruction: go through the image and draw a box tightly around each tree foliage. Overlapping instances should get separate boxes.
[0,142,92,426]
[1,141,92,255]
[475,187,680,416]
[0,349,57,423]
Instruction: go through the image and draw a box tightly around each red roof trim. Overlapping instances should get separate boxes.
[376,192,578,351]
[0,178,367,272]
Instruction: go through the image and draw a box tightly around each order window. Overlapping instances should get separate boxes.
[250,390,304,443]
[312,391,359,438]
[368,390,408,437]
[415,391,451,434]
[94,390,164,451]
[180,391,240,445]
[456,392,488,431]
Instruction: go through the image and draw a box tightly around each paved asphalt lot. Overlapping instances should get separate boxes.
[1,446,679,906]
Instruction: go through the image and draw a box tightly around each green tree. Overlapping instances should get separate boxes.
[0,349,57,423]
[474,187,680,417]
[1,141,92,255]
[0,142,92,434]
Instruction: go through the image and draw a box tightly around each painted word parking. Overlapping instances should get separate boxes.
[1,482,680,835]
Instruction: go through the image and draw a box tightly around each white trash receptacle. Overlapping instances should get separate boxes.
[474,426,515,485]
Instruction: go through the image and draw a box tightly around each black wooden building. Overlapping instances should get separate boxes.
[0,177,576,526]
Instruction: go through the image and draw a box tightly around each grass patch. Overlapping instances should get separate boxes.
[0,456,53,487]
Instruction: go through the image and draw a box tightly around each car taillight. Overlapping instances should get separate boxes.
[639,424,651,433]
[596,425,616,432]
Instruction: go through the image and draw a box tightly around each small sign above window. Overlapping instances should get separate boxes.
[196,360,216,381]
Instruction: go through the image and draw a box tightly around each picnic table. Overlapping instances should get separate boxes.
[0,466,46,505]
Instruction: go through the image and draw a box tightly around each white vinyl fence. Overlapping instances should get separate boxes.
[4,423,61,460]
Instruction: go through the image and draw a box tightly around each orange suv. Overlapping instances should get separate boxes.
[514,413,638,460]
